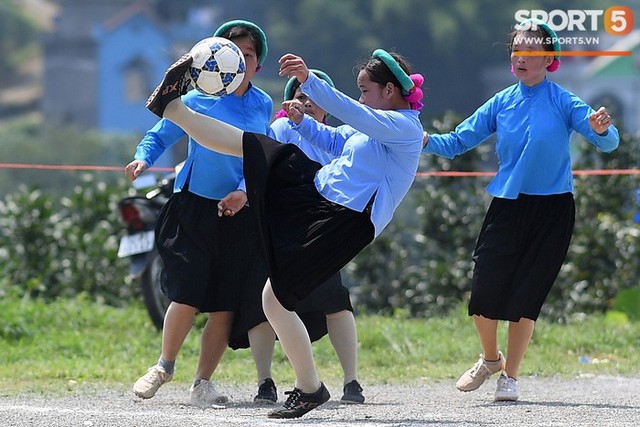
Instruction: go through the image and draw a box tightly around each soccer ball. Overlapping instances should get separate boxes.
[188,37,246,97]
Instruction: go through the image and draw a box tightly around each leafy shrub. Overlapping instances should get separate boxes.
[0,116,637,322]
[0,174,134,305]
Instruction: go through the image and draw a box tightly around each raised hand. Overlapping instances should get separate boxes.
[589,106,612,135]
[278,54,310,84]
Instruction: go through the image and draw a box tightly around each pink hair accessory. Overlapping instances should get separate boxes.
[547,58,561,72]
[404,74,424,110]
[510,58,561,76]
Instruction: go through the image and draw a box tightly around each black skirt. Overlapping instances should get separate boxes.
[228,271,354,350]
[155,190,267,312]
[242,133,375,311]
[468,193,575,321]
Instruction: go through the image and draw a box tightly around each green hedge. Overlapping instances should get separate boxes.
[0,116,637,321]
[0,175,134,305]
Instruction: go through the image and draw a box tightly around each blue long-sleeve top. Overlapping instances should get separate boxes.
[134,85,273,200]
[269,117,336,165]
[423,78,619,199]
[292,73,424,237]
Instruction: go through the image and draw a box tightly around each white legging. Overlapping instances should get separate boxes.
[164,100,245,156]
[262,280,321,393]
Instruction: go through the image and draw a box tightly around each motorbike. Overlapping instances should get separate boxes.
[117,165,180,330]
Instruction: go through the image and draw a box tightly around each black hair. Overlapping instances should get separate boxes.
[219,25,263,62]
[360,52,412,89]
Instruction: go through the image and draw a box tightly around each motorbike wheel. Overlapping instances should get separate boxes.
[140,250,170,331]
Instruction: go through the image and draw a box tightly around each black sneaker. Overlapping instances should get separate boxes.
[146,53,193,118]
[254,378,277,404]
[340,379,365,404]
[267,382,330,419]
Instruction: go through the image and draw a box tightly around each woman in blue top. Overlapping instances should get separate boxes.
[229,70,366,406]
[145,48,424,418]
[125,20,272,407]
[423,20,619,402]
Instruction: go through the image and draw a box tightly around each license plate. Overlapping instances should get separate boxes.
[118,231,155,258]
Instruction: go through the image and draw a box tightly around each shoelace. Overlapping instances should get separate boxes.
[345,382,363,393]
[282,388,303,409]
[258,382,275,396]
[468,360,487,377]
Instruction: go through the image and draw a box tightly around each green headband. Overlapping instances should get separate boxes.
[213,20,268,65]
[371,49,414,94]
[283,69,335,101]
[516,18,561,60]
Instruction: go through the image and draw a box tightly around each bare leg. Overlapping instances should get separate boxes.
[262,280,320,393]
[194,311,234,380]
[326,310,358,384]
[248,321,277,383]
[164,99,245,157]
[473,315,500,360]
[161,302,198,362]
[505,318,535,379]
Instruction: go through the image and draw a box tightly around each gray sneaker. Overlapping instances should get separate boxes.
[494,373,519,401]
[189,379,230,407]
[133,365,173,399]
[456,352,505,392]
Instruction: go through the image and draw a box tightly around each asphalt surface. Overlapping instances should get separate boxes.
[1,375,639,426]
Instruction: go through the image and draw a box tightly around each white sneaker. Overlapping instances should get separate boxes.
[189,379,230,407]
[133,365,173,399]
[494,373,519,401]
[456,352,505,392]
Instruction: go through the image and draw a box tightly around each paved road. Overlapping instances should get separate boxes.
[1,376,638,426]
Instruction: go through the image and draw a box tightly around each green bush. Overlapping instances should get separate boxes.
[0,116,637,321]
[0,175,134,305]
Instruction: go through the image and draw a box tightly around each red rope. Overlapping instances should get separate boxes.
[416,169,640,177]
[0,163,637,176]
[0,163,174,172]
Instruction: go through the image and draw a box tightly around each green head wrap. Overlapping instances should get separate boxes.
[213,20,268,66]
[283,69,335,101]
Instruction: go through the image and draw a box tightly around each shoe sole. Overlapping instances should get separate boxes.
[132,391,155,399]
[254,398,277,405]
[456,383,484,392]
[340,398,365,404]
[146,54,192,117]
[494,396,519,402]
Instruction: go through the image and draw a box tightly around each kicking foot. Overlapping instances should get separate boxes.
[146,54,193,118]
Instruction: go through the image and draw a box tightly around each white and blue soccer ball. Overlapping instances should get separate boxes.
[188,37,246,97]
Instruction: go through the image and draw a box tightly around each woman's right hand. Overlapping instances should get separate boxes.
[124,160,147,181]
[278,54,310,84]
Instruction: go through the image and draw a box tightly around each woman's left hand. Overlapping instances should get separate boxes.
[589,106,612,135]
[217,190,247,217]
[278,54,310,84]
[282,99,306,124]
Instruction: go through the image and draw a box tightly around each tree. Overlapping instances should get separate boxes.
[0,0,39,83]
